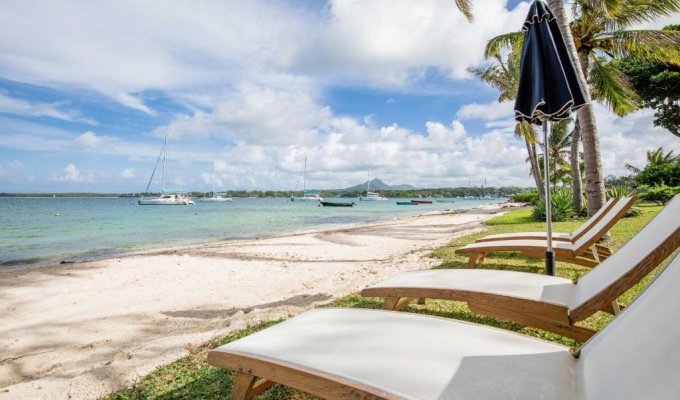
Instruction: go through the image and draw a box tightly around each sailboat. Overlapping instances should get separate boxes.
[290,156,323,202]
[138,136,194,205]
[200,166,233,202]
[359,169,387,201]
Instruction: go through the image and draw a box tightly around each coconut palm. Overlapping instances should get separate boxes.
[482,0,680,215]
[536,119,574,187]
[625,147,679,173]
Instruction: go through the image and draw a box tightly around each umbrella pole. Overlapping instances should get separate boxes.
[543,120,555,276]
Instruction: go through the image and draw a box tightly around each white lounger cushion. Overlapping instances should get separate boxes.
[367,269,575,306]
[577,252,680,399]
[216,308,574,400]
[571,195,680,309]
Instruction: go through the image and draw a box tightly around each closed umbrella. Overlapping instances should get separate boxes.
[514,0,587,275]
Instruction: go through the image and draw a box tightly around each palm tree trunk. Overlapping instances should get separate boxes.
[526,140,545,200]
[570,118,583,212]
[546,0,606,216]
[576,51,606,216]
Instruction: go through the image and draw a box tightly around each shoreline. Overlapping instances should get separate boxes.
[0,203,507,273]
[0,203,520,399]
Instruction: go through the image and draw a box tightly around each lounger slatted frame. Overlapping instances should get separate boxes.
[456,196,636,268]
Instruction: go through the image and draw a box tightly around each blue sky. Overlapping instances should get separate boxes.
[0,0,678,192]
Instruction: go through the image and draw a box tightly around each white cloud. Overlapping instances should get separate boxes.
[295,0,530,86]
[457,101,514,121]
[120,168,135,178]
[75,131,115,149]
[56,163,93,183]
[0,91,97,125]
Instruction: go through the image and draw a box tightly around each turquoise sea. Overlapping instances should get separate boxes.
[0,197,503,270]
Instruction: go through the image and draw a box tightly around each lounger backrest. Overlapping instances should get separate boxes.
[569,197,617,241]
[570,195,680,316]
[577,251,680,400]
[572,196,636,252]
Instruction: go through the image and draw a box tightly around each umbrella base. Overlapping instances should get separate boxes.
[545,250,555,275]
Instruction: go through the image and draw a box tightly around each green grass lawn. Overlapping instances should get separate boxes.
[106,203,665,400]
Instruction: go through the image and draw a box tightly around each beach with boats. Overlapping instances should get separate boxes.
[0,202,515,398]
[1,0,680,399]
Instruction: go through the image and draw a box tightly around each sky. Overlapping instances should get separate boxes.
[0,0,678,193]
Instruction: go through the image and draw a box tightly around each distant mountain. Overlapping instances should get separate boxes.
[343,178,418,191]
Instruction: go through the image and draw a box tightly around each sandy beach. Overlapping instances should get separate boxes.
[0,204,516,399]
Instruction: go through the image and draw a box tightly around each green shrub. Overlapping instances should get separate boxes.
[532,187,577,222]
[606,185,636,199]
[640,185,680,205]
[513,190,540,205]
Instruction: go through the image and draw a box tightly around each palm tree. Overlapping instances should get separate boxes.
[626,147,679,173]
[482,0,680,215]
[536,119,574,187]
[469,36,545,199]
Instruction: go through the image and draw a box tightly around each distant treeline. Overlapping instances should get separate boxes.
[1,187,529,198]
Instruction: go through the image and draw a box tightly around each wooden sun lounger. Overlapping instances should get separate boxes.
[455,196,636,268]
[208,251,680,400]
[361,195,680,341]
[476,197,618,244]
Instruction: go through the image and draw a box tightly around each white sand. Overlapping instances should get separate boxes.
[0,204,516,399]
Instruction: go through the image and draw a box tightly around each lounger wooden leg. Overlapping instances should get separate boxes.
[479,253,487,263]
[232,372,258,400]
[467,254,482,268]
[383,297,401,310]
[590,245,601,263]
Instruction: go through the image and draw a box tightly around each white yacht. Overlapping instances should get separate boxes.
[200,166,233,202]
[359,170,387,201]
[138,136,194,205]
[290,156,323,202]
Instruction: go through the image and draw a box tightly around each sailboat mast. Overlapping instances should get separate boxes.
[367,169,370,194]
[161,136,167,193]
[302,156,307,194]
[212,165,216,196]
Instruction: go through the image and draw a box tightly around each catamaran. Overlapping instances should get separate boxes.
[359,169,387,201]
[200,166,233,202]
[138,136,194,205]
[290,156,323,202]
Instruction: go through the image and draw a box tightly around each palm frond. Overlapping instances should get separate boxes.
[454,0,474,22]
[611,0,680,29]
[589,56,640,116]
[515,121,537,144]
[604,29,680,65]
[484,32,523,59]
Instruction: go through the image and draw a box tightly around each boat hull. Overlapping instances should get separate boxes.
[410,200,433,204]
[320,201,355,207]
[396,201,417,205]
[138,198,192,205]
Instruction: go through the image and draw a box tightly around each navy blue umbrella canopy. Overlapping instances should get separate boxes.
[514,1,587,125]
[513,1,588,275]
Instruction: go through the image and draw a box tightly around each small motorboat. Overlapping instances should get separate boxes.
[320,201,355,207]
[396,201,417,205]
[410,200,433,204]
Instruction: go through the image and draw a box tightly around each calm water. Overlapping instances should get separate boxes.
[0,197,503,269]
